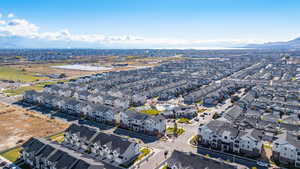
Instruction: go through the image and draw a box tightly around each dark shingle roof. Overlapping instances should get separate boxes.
[91,132,135,154]
[54,152,78,169]
[205,120,239,137]
[36,144,55,159]
[21,137,45,153]
[167,150,238,169]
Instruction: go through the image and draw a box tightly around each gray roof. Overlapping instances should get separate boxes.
[167,150,239,169]
[91,132,135,154]
[223,105,244,122]
[276,131,300,150]
[67,124,136,154]
[22,137,119,169]
[66,124,98,142]
[205,120,239,137]
[21,137,45,154]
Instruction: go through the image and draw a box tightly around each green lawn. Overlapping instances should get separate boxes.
[0,67,48,83]
[3,80,68,96]
[4,85,44,96]
[0,147,22,162]
[161,165,168,169]
[196,100,203,105]
[49,132,65,143]
[177,118,190,124]
[190,135,200,146]
[166,127,185,136]
[140,109,161,115]
[198,108,207,113]
[134,148,151,163]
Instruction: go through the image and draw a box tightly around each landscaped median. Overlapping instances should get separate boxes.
[176,118,191,124]
[166,127,185,136]
[189,135,200,147]
[140,109,161,115]
[198,108,207,113]
[134,147,151,163]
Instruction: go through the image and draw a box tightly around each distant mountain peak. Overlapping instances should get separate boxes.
[245,36,300,49]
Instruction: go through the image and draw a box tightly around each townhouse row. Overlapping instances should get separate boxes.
[162,150,246,169]
[21,124,142,169]
[63,124,140,165]
[22,138,118,169]
[24,90,166,137]
[199,120,264,157]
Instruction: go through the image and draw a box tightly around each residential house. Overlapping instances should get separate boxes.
[272,131,300,168]
[64,124,140,165]
[120,110,166,137]
[21,137,118,169]
[164,150,245,169]
[199,120,263,157]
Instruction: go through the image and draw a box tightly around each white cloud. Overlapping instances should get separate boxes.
[0,13,2,18]
[7,13,15,18]
[0,19,39,37]
[0,15,265,48]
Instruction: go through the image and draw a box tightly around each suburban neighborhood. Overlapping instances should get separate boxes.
[0,49,298,169]
[0,54,290,169]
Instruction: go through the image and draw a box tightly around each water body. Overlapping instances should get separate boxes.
[51,64,112,71]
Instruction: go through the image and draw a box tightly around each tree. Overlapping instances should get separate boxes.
[173,120,178,137]
[164,150,168,159]
[59,73,67,78]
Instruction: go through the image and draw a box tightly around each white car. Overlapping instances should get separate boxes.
[256,161,269,167]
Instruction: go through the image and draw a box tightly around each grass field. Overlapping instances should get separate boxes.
[0,147,22,162]
[0,66,48,83]
[140,109,161,115]
[3,80,68,96]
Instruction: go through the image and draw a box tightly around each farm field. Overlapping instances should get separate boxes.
[0,66,48,83]
[3,80,68,96]
[0,102,69,151]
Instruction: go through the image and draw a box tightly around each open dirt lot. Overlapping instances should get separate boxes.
[0,102,69,151]
[11,63,148,79]
[11,64,99,78]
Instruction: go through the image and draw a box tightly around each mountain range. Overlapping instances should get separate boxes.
[245,37,300,49]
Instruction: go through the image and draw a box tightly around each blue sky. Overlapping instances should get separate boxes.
[0,0,299,48]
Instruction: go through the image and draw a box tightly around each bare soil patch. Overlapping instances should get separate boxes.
[0,102,69,151]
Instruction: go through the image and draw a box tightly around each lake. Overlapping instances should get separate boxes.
[51,64,112,71]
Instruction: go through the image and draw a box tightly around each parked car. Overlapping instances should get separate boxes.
[0,161,7,167]
[257,161,269,167]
